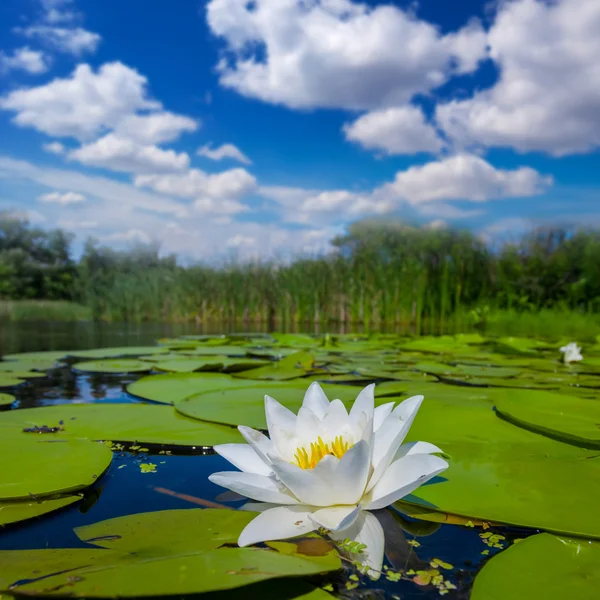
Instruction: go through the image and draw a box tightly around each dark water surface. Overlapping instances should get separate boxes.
[0,322,530,600]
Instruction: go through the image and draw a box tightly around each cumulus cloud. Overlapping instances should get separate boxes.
[37,190,86,205]
[344,105,444,155]
[375,154,552,205]
[115,112,198,145]
[18,26,100,55]
[436,0,600,156]
[197,143,251,165]
[0,47,48,74]
[206,0,487,110]
[69,134,190,174]
[0,62,161,141]
[43,141,66,154]
[135,167,257,200]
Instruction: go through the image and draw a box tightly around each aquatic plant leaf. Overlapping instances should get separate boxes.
[495,389,600,449]
[1,509,341,597]
[73,359,153,374]
[233,351,315,381]
[176,383,361,429]
[414,362,520,379]
[0,371,46,379]
[0,404,242,447]
[403,395,600,539]
[154,357,270,373]
[0,393,14,406]
[0,431,112,500]
[127,372,265,404]
[471,533,600,600]
[1,351,71,362]
[0,376,24,388]
[0,360,57,372]
[0,496,80,526]
[69,346,169,359]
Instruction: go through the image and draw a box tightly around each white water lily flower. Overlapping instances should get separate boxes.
[209,382,448,578]
[560,342,583,364]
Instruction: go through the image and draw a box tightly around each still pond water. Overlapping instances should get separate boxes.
[0,321,598,600]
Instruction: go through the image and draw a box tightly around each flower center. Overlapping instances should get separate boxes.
[294,436,352,469]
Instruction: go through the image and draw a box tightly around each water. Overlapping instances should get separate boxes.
[0,323,536,599]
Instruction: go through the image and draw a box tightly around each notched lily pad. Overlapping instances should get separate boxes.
[73,359,153,374]
[0,393,15,406]
[0,496,80,526]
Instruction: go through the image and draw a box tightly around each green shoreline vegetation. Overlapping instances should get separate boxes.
[2,211,600,338]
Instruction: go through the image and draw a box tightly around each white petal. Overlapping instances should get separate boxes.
[213,444,273,476]
[331,512,385,579]
[270,457,337,506]
[349,384,375,426]
[301,382,330,418]
[238,506,316,547]
[209,471,300,505]
[365,454,449,510]
[238,425,276,465]
[373,402,395,431]
[394,441,445,460]
[309,505,361,531]
[321,399,352,440]
[295,406,321,443]
[265,395,297,455]
[366,416,412,492]
[392,394,424,426]
[328,439,371,505]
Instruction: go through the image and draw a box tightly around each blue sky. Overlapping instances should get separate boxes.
[0,0,599,261]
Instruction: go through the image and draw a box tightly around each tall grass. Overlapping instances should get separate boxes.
[0,300,91,322]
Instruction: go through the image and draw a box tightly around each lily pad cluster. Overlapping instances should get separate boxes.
[1,332,599,598]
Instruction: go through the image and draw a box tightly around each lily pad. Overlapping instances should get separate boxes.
[2,509,341,597]
[414,362,520,379]
[0,404,242,447]
[127,372,266,404]
[154,357,270,373]
[69,346,169,359]
[73,359,153,374]
[495,389,600,449]
[471,533,600,600]
[0,432,112,500]
[0,393,14,406]
[0,376,25,388]
[0,360,57,372]
[176,383,363,429]
[234,351,315,381]
[1,351,71,362]
[0,496,80,526]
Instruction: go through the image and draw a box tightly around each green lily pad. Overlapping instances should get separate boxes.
[128,372,266,404]
[155,357,270,373]
[495,389,600,449]
[0,376,25,388]
[187,345,252,356]
[1,351,71,362]
[0,404,242,447]
[73,359,153,374]
[471,533,600,600]
[414,362,520,379]
[176,383,363,429]
[233,351,315,381]
[2,509,341,597]
[0,371,46,379]
[0,393,15,406]
[0,360,57,372]
[402,394,600,539]
[0,496,80,526]
[69,346,169,359]
[0,431,112,500]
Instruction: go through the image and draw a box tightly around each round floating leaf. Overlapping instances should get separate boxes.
[187,345,252,356]
[234,351,315,381]
[0,393,15,406]
[495,389,600,449]
[1,351,71,362]
[0,376,24,388]
[0,431,112,500]
[415,362,520,379]
[0,496,80,526]
[0,404,242,447]
[73,359,153,374]
[69,346,169,359]
[0,371,46,379]
[176,383,362,429]
[403,395,600,539]
[155,357,270,374]
[0,360,57,372]
[128,372,266,404]
[3,509,340,597]
[471,533,600,600]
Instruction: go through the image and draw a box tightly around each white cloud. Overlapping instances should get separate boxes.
[226,234,255,248]
[0,47,48,74]
[5,208,47,224]
[103,229,152,244]
[206,0,487,110]
[17,26,100,55]
[43,141,66,154]
[0,62,161,140]
[197,143,252,165]
[69,134,190,174]
[115,112,199,145]
[436,0,600,156]
[376,154,552,205]
[37,190,86,205]
[194,197,250,219]
[135,167,257,200]
[344,105,444,155]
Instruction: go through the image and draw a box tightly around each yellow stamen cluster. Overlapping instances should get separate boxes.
[294,436,352,469]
